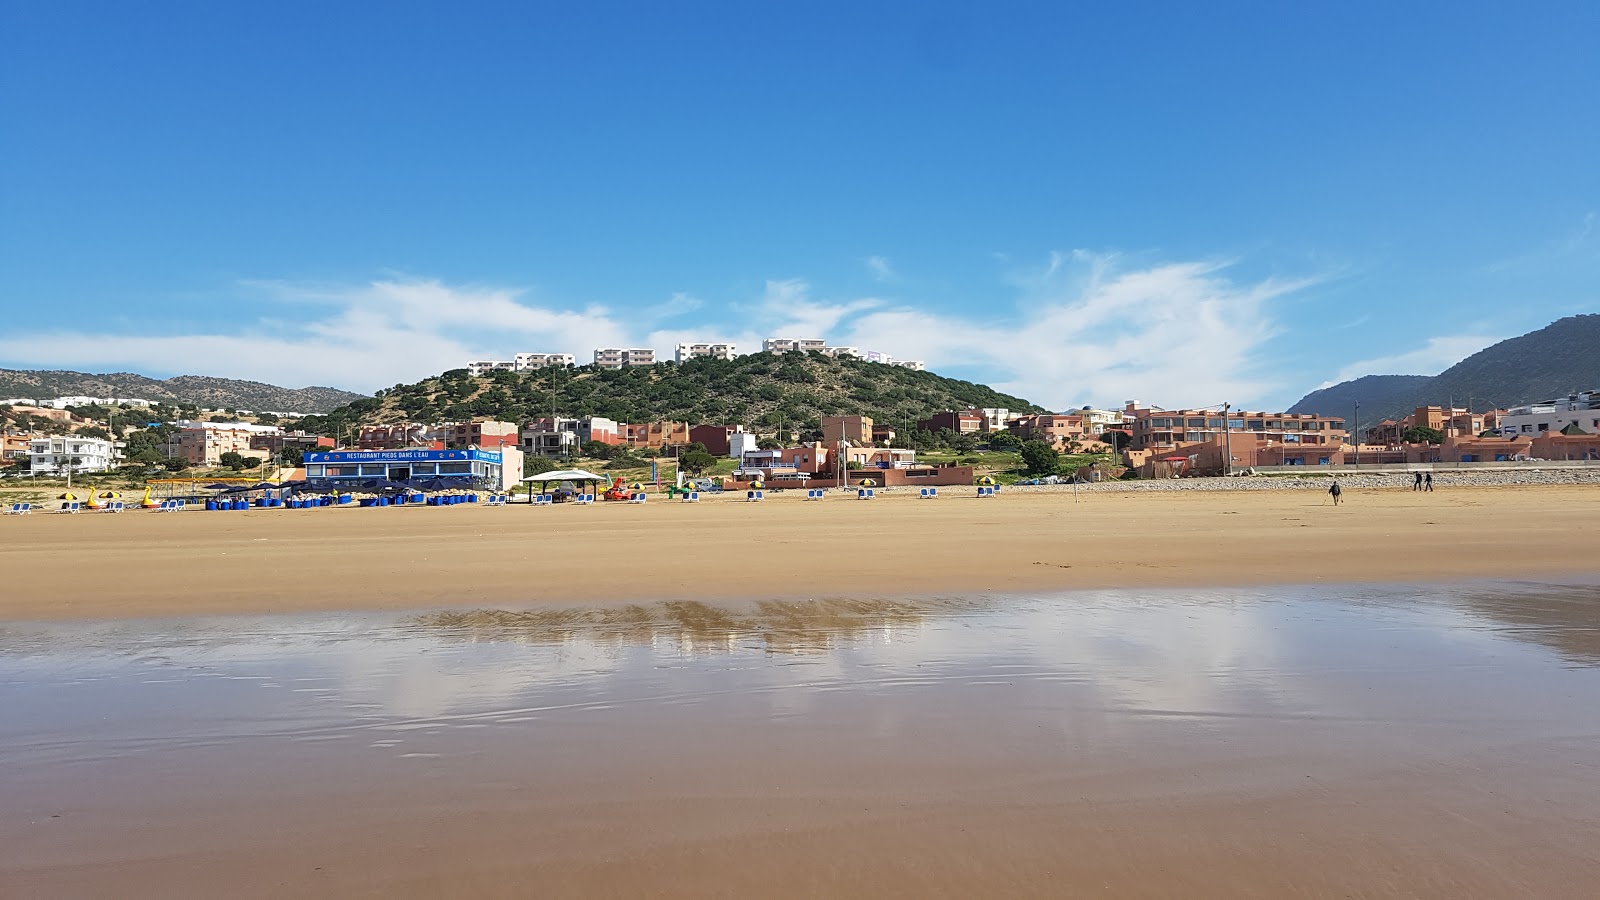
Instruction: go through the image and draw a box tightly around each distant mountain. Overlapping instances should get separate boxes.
[1290,315,1600,422]
[1288,375,1432,423]
[0,369,363,413]
[301,352,1047,434]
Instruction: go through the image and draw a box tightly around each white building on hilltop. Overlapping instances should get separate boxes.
[763,337,827,355]
[674,342,738,363]
[893,360,925,372]
[594,348,656,368]
[29,435,120,474]
[466,353,576,376]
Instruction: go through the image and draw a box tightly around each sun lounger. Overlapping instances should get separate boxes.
[627,493,647,504]
[746,490,764,502]
[977,486,996,498]
[919,488,938,499]
[856,488,875,500]
[100,501,125,513]
[572,493,594,505]
[4,502,31,515]
[804,489,825,500]
[58,501,82,514]
[682,491,699,503]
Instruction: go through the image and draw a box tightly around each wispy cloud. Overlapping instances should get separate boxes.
[1483,210,1599,273]
[0,279,631,391]
[865,255,896,282]
[1317,333,1502,388]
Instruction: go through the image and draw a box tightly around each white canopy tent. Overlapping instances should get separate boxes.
[522,469,607,484]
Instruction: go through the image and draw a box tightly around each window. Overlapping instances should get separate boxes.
[439,462,471,474]
[1187,418,1205,427]
[1207,418,1223,428]
[359,464,388,476]
[305,465,325,477]
[1228,418,1244,429]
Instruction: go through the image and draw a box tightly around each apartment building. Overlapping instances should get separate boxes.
[821,346,859,359]
[450,420,520,450]
[919,410,982,434]
[822,415,874,445]
[1072,407,1126,432]
[1010,413,1087,448]
[465,360,518,376]
[166,421,278,466]
[1497,391,1600,438]
[1123,402,1347,454]
[893,360,926,372]
[579,416,625,446]
[673,342,737,363]
[763,337,828,355]
[688,424,743,456]
[250,432,336,457]
[514,352,575,370]
[594,348,656,368]
[625,421,690,449]
[1366,406,1496,445]
[2,429,36,462]
[29,436,120,473]
[978,408,1010,432]
[521,417,579,457]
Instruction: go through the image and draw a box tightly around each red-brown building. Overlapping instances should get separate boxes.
[918,410,982,434]
[688,424,741,456]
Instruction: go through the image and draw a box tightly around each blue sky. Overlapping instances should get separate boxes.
[2,1,1596,410]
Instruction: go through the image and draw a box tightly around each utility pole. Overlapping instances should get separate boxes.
[1353,401,1360,469]
[1222,403,1231,476]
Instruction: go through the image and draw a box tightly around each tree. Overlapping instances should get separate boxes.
[1100,430,1131,451]
[255,412,280,425]
[164,457,191,472]
[218,451,249,470]
[1020,440,1060,475]
[524,456,560,476]
[580,439,613,459]
[986,432,1023,450]
[278,446,305,467]
[1401,426,1445,445]
[679,450,718,475]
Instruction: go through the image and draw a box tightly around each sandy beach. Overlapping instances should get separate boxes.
[3,484,1598,620]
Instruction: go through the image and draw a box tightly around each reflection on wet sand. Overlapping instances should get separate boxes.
[4,582,1600,898]
[410,597,977,653]
[1457,582,1600,665]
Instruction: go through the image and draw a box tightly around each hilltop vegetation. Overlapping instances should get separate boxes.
[0,368,362,413]
[301,353,1046,436]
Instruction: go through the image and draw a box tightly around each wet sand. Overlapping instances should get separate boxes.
[2,484,1600,620]
[4,584,1600,897]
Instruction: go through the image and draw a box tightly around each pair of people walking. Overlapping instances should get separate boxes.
[1412,472,1434,492]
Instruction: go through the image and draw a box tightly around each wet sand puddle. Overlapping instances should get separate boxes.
[3,584,1599,898]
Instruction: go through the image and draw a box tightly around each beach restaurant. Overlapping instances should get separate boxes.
[303,448,516,491]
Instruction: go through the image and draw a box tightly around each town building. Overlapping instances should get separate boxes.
[579,416,625,446]
[1010,413,1088,448]
[893,360,926,372]
[249,432,336,457]
[625,421,690,449]
[357,423,451,450]
[165,421,280,466]
[1365,406,1497,444]
[1072,407,1126,432]
[466,360,517,376]
[1123,401,1346,455]
[514,352,575,370]
[521,417,579,458]
[37,396,153,409]
[822,415,874,446]
[1529,431,1600,461]
[978,408,1010,432]
[303,447,523,492]
[870,423,897,445]
[918,410,983,434]
[688,424,744,457]
[763,338,828,355]
[728,430,760,459]
[28,436,120,474]
[1497,391,1600,438]
[450,420,521,450]
[821,346,860,359]
[673,342,737,363]
[593,348,656,368]
[2,427,39,463]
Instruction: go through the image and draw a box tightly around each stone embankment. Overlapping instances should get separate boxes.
[1002,468,1600,494]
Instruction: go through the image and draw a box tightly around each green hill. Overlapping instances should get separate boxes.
[0,368,362,413]
[300,352,1047,436]
[1290,315,1600,422]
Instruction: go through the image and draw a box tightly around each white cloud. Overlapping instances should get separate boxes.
[865,255,896,282]
[1319,334,1501,387]
[0,279,631,391]
[829,255,1306,410]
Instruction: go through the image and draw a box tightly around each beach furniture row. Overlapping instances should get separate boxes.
[919,488,938,499]
[5,502,33,515]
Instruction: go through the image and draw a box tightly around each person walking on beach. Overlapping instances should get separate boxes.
[1413,472,1423,491]
[1424,472,1433,492]
[1328,480,1342,506]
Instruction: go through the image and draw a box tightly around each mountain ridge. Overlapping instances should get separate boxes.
[1289,315,1600,422]
[0,368,363,413]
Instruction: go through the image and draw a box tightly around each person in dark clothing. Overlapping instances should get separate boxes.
[1328,480,1342,506]
[1413,472,1423,491]
[1424,472,1433,492]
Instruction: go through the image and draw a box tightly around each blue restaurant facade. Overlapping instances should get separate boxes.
[303,448,510,491]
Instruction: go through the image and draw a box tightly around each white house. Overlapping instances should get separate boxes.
[29,436,120,473]
[674,342,738,363]
[1497,390,1600,437]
